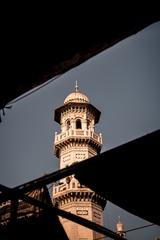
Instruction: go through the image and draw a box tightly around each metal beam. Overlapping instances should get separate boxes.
[0,160,89,204]
[0,185,127,240]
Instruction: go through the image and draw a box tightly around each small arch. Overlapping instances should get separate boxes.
[66,119,71,130]
[87,120,90,129]
[76,119,82,129]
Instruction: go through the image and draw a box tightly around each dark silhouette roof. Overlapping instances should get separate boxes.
[1,6,159,109]
[75,130,160,226]
[0,186,68,239]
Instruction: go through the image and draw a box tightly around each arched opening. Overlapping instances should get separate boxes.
[66,120,71,130]
[87,120,90,129]
[76,119,82,129]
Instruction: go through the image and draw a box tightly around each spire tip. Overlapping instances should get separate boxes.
[75,81,79,92]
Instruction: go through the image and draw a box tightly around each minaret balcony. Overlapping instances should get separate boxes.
[54,129,102,145]
[53,181,107,208]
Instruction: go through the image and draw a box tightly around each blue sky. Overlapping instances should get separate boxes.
[0,21,160,239]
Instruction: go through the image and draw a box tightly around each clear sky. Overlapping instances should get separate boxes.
[0,21,160,239]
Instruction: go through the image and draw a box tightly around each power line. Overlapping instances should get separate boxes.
[94,223,156,239]
[0,74,61,122]
[125,223,155,233]
[6,74,61,106]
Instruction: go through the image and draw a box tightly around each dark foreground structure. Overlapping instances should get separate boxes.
[75,130,160,226]
[0,130,159,239]
[0,7,159,239]
[1,7,160,110]
[0,187,68,239]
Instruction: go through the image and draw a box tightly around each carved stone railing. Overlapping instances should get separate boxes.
[54,129,102,144]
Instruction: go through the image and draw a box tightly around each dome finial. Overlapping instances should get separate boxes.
[75,80,79,92]
[64,82,89,104]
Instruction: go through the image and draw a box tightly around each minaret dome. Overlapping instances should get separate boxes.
[64,91,89,104]
[64,81,90,104]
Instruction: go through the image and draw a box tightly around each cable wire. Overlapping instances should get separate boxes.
[94,223,156,239]
[125,223,155,233]
[6,74,61,106]
[0,74,61,122]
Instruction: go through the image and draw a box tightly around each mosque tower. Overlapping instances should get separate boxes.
[52,82,107,240]
[116,217,126,238]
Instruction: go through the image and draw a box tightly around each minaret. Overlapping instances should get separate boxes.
[52,82,107,240]
[116,216,126,238]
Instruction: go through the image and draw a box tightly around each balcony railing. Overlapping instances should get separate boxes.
[55,129,102,144]
[53,181,93,196]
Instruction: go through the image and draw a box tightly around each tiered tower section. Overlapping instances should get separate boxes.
[52,82,106,240]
